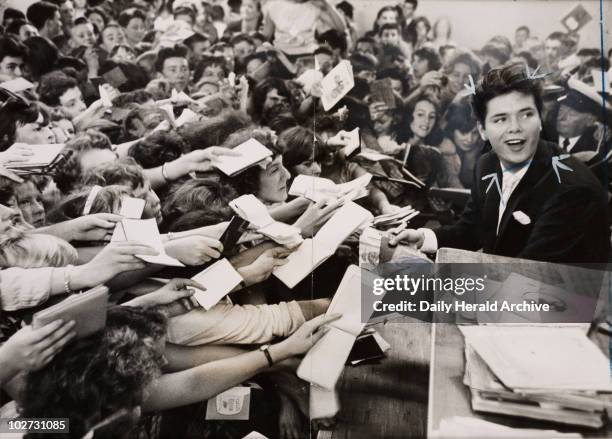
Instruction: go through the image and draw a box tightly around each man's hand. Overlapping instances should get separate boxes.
[165,147,241,177]
[69,213,122,241]
[237,246,293,286]
[165,235,223,265]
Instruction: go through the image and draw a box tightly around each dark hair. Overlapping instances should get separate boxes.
[0,100,47,151]
[251,78,291,122]
[515,50,538,70]
[472,63,543,126]
[516,25,530,35]
[22,306,166,439]
[373,6,399,32]
[376,67,410,95]
[336,1,354,19]
[118,7,146,28]
[162,175,237,226]
[99,60,150,92]
[317,29,348,55]
[356,36,375,47]
[444,99,477,134]
[166,208,229,232]
[278,126,324,170]
[47,184,133,222]
[177,109,252,152]
[85,7,108,30]
[154,44,189,72]
[230,33,253,48]
[405,0,418,7]
[413,46,442,71]
[414,16,431,33]
[350,52,377,72]
[379,22,400,37]
[26,1,59,30]
[184,32,209,51]
[173,6,196,22]
[37,70,78,106]
[3,8,25,25]
[24,36,59,79]
[546,31,565,43]
[210,4,225,21]
[128,131,186,168]
[0,35,28,63]
[6,19,30,36]
[112,90,153,108]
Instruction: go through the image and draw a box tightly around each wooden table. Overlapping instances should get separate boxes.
[330,317,431,439]
[428,248,612,438]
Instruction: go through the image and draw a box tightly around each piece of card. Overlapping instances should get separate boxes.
[111,197,146,242]
[310,385,340,419]
[99,85,113,107]
[0,77,34,93]
[561,4,591,33]
[175,108,199,127]
[321,60,355,111]
[121,218,184,267]
[205,386,251,420]
[215,139,273,177]
[191,258,243,310]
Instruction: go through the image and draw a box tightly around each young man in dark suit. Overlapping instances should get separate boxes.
[390,63,610,264]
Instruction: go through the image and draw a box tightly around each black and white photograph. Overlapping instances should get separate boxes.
[0,0,610,437]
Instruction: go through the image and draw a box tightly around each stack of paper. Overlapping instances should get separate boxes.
[273,202,372,288]
[297,265,374,389]
[372,206,419,229]
[190,258,243,310]
[4,143,66,174]
[460,325,612,428]
[215,138,273,177]
[122,218,185,267]
[288,173,371,203]
[229,194,303,247]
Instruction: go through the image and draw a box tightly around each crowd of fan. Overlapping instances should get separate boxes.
[0,0,609,437]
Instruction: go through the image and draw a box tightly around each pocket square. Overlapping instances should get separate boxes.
[512,210,531,225]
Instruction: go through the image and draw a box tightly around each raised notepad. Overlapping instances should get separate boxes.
[190,258,244,310]
[215,138,273,177]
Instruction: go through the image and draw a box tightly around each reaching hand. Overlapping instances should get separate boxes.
[238,246,293,286]
[279,313,342,357]
[1,320,76,374]
[293,198,342,238]
[68,213,122,241]
[388,228,425,248]
[165,235,223,265]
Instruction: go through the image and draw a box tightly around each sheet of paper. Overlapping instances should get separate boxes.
[121,218,184,267]
[111,197,145,242]
[326,264,366,336]
[321,60,355,111]
[229,194,275,228]
[0,77,34,93]
[315,201,372,249]
[341,128,361,157]
[273,239,334,289]
[215,138,273,176]
[175,108,199,127]
[99,85,113,107]
[310,385,340,419]
[191,258,243,310]
[289,175,338,200]
[297,327,355,389]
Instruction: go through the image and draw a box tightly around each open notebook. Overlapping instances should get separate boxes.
[288,173,371,204]
[273,202,372,289]
[297,265,376,389]
[214,138,273,177]
[32,286,109,338]
[229,194,302,247]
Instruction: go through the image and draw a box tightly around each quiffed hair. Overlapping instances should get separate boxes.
[26,1,59,31]
[154,44,189,72]
[472,63,543,125]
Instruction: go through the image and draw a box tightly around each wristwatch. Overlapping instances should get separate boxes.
[259,344,274,367]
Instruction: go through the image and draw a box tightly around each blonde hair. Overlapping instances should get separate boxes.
[0,232,78,268]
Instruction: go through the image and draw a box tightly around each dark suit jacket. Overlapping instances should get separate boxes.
[434,140,610,264]
[560,125,599,154]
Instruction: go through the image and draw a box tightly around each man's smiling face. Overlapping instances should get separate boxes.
[479,90,541,167]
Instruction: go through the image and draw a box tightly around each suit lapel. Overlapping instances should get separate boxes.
[495,141,555,246]
[478,148,502,251]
